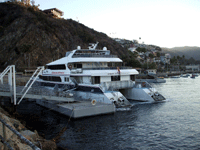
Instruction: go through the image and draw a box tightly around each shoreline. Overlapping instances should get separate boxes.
[0,99,58,150]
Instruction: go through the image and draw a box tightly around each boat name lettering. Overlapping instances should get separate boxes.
[108,73,118,75]
[52,72,64,74]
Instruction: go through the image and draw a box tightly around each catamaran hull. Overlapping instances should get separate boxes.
[120,87,165,102]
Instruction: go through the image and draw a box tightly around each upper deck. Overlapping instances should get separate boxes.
[70,49,117,58]
[47,44,122,66]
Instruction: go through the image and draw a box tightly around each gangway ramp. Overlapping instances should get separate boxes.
[0,84,75,102]
[0,65,75,104]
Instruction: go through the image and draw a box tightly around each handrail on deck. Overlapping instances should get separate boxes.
[72,54,118,58]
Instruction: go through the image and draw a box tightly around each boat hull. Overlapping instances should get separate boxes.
[120,87,165,102]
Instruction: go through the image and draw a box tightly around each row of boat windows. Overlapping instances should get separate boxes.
[39,75,70,82]
[93,76,121,84]
[39,75,62,82]
[47,65,66,70]
[39,75,135,83]
[47,62,123,70]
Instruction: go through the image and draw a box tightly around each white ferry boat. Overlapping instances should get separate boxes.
[35,42,165,108]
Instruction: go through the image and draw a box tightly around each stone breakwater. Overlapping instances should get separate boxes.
[0,106,57,150]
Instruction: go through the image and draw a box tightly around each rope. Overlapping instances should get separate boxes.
[52,108,74,142]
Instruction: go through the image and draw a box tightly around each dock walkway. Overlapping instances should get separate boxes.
[0,84,75,102]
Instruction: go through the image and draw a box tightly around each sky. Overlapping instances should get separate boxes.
[2,0,200,48]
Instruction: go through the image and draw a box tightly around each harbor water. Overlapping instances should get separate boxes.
[15,76,200,149]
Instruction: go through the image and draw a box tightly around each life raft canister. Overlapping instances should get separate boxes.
[68,64,72,69]
[91,99,97,105]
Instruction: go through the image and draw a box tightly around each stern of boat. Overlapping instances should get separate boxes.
[120,81,165,102]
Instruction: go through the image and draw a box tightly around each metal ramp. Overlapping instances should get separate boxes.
[0,65,76,105]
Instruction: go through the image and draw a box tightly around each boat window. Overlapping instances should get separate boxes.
[111,75,120,81]
[108,62,113,67]
[108,62,122,67]
[39,75,61,82]
[65,52,71,57]
[47,64,66,70]
[77,64,82,68]
[73,63,82,68]
[94,76,100,84]
[130,75,135,81]
[65,77,69,82]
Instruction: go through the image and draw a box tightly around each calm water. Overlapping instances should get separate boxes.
[15,76,200,150]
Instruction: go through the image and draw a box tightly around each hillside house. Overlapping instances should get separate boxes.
[146,69,157,75]
[160,53,171,65]
[43,8,64,18]
[128,47,137,53]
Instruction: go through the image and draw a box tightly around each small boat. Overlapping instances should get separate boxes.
[193,73,198,77]
[170,76,180,78]
[191,74,195,78]
[180,74,188,78]
[186,74,190,77]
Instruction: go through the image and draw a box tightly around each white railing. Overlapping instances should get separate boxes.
[18,66,44,105]
[0,65,16,105]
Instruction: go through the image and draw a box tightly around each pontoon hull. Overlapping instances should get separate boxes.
[120,87,165,102]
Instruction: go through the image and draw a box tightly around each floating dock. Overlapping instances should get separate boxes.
[36,100,115,118]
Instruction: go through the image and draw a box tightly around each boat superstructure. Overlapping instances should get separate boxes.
[36,42,165,109]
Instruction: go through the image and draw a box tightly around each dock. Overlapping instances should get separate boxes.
[36,100,115,118]
[0,65,116,119]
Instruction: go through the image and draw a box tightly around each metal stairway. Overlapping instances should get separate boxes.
[17,66,44,105]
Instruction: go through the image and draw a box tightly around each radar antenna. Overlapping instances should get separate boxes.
[88,42,99,50]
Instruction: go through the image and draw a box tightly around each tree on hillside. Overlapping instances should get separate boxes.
[170,56,177,64]
[149,53,154,58]
[142,62,157,69]
[126,59,141,68]
[157,52,161,57]
[136,47,147,53]
[187,57,196,64]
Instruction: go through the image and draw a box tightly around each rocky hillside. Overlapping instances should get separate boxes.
[0,2,130,71]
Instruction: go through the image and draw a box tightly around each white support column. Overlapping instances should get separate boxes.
[0,65,17,105]
[8,69,13,103]
[12,66,16,105]
[0,77,3,84]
